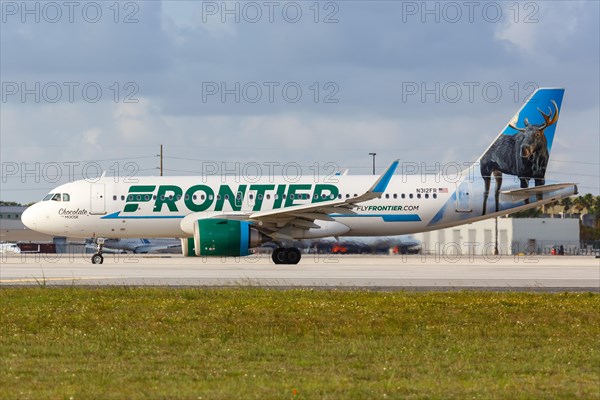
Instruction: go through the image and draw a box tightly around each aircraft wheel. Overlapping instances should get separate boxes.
[91,253,104,264]
[272,247,286,265]
[284,248,301,265]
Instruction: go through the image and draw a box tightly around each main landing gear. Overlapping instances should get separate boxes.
[271,247,301,265]
[91,238,105,264]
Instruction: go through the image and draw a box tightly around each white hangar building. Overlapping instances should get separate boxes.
[414,218,580,256]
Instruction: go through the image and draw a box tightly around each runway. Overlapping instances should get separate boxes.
[1,253,598,291]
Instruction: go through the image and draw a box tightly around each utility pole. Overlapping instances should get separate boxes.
[160,144,163,176]
[369,152,376,175]
[494,216,499,255]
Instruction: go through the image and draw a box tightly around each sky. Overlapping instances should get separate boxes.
[1,0,599,203]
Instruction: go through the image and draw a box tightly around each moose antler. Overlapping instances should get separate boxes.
[537,100,559,129]
[510,99,559,132]
[508,115,525,132]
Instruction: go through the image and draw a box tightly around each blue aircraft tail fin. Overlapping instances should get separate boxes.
[479,88,564,163]
[478,88,564,182]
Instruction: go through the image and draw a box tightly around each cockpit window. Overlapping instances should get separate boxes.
[51,193,61,201]
[62,193,70,202]
[43,194,53,201]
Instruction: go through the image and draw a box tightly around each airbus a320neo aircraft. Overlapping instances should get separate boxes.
[22,88,576,265]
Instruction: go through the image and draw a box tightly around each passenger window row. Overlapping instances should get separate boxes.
[382,193,438,199]
[110,192,438,202]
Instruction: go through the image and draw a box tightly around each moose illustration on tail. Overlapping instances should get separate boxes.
[480,98,559,215]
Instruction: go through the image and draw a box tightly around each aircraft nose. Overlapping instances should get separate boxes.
[21,204,38,230]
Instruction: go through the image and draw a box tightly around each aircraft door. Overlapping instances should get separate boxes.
[455,181,472,212]
[90,183,107,215]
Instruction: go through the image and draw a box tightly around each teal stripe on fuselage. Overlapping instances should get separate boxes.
[331,214,421,222]
[100,212,421,223]
[101,212,185,219]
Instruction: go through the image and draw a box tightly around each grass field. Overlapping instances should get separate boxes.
[1,288,598,399]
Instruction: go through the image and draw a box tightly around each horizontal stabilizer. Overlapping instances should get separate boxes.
[501,183,578,201]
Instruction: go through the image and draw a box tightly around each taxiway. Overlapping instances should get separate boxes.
[1,254,598,291]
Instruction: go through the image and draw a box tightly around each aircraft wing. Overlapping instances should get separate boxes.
[500,183,578,201]
[247,160,399,227]
[179,160,399,235]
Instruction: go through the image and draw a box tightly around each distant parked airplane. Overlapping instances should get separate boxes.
[84,238,181,254]
[0,242,21,254]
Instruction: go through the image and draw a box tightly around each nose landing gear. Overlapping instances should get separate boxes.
[91,238,105,264]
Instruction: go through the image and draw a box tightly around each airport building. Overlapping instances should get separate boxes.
[0,206,26,226]
[414,217,581,256]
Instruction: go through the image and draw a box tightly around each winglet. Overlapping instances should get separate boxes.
[342,160,399,205]
[370,160,399,193]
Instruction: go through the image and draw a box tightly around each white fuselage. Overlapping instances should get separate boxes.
[20,169,576,240]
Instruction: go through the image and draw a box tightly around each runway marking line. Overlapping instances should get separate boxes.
[0,276,113,283]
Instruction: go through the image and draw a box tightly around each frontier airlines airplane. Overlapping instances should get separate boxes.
[22,88,576,264]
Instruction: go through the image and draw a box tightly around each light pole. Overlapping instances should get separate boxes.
[369,153,376,175]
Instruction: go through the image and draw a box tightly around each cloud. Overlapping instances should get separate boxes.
[82,128,102,146]
[114,98,166,142]
[0,0,598,202]
[494,2,583,54]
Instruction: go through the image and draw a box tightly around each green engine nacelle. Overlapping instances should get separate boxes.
[181,219,265,257]
[181,237,196,257]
